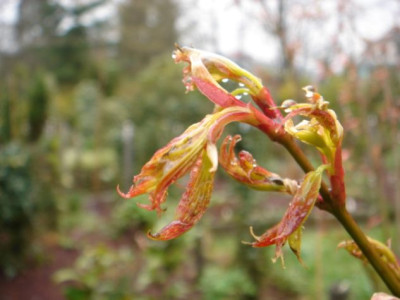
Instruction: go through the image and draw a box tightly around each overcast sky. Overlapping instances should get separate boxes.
[1,0,398,73]
[177,0,399,73]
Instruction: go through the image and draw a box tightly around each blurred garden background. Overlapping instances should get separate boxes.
[0,0,399,299]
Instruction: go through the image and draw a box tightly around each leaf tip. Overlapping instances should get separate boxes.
[117,184,132,199]
[249,226,261,242]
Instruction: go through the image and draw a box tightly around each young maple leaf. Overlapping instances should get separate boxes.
[173,45,282,119]
[219,134,297,194]
[147,151,215,240]
[283,86,346,205]
[118,105,259,237]
[246,165,328,265]
[119,46,343,270]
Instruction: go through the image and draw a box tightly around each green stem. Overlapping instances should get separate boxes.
[279,135,400,296]
[279,135,333,211]
[332,206,400,296]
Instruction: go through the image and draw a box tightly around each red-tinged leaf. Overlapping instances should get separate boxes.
[148,151,215,240]
[117,125,205,213]
[219,135,296,193]
[207,106,256,143]
[174,46,263,93]
[249,165,327,263]
[283,88,346,207]
[283,89,345,211]
[251,86,282,119]
[192,76,244,108]
[173,46,282,119]
[118,106,256,214]
[330,145,346,205]
[283,87,343,145]
[289,108,342,145]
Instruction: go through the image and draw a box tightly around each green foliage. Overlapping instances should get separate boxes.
[15,0,105,84]
[199,265,257,299]
[123,54,213,172]
[27,73,49,142]
[0,89,12,143]
[110,196,156,236]
[118,0,178,74]
[0,141,60,277]
[0,143,33,277]
[266,228,374,300]
[58,81,122,189]
[53,244,135,300]
[95,61,120,97]
[74,81,100,138]
[51,25,91,84]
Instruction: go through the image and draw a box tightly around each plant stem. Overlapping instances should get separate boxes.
[279,135,400,296]
[278,135,333,211]
[332,206,400,296]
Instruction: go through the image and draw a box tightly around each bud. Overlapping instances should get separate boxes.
[338,237,400,281]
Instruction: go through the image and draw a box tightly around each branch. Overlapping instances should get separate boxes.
[278,134,400,296]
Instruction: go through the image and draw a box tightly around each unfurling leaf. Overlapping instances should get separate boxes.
[247,165,327,264]
[285,118,335,164]
[118,104,266,242]
[283,86,343,167]
[117,117,209,214]
[118,106,255,214]
[283,86,346,205]
[338,237,400,281]
[173,45,281,118]
[148,151,215,240]
[219,135,297,194]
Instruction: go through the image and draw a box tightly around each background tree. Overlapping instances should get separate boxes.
[118,0,178,74]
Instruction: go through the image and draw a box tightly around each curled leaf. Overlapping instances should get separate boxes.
[118,106,255,214]
[148,151,215,240]
[248,165,327,264]
[285,118,335,164]
[283,86,346,205]
[117,119,209,214]
[173,45,281,118]
[219,135,298,194]
[283,86,343,146]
